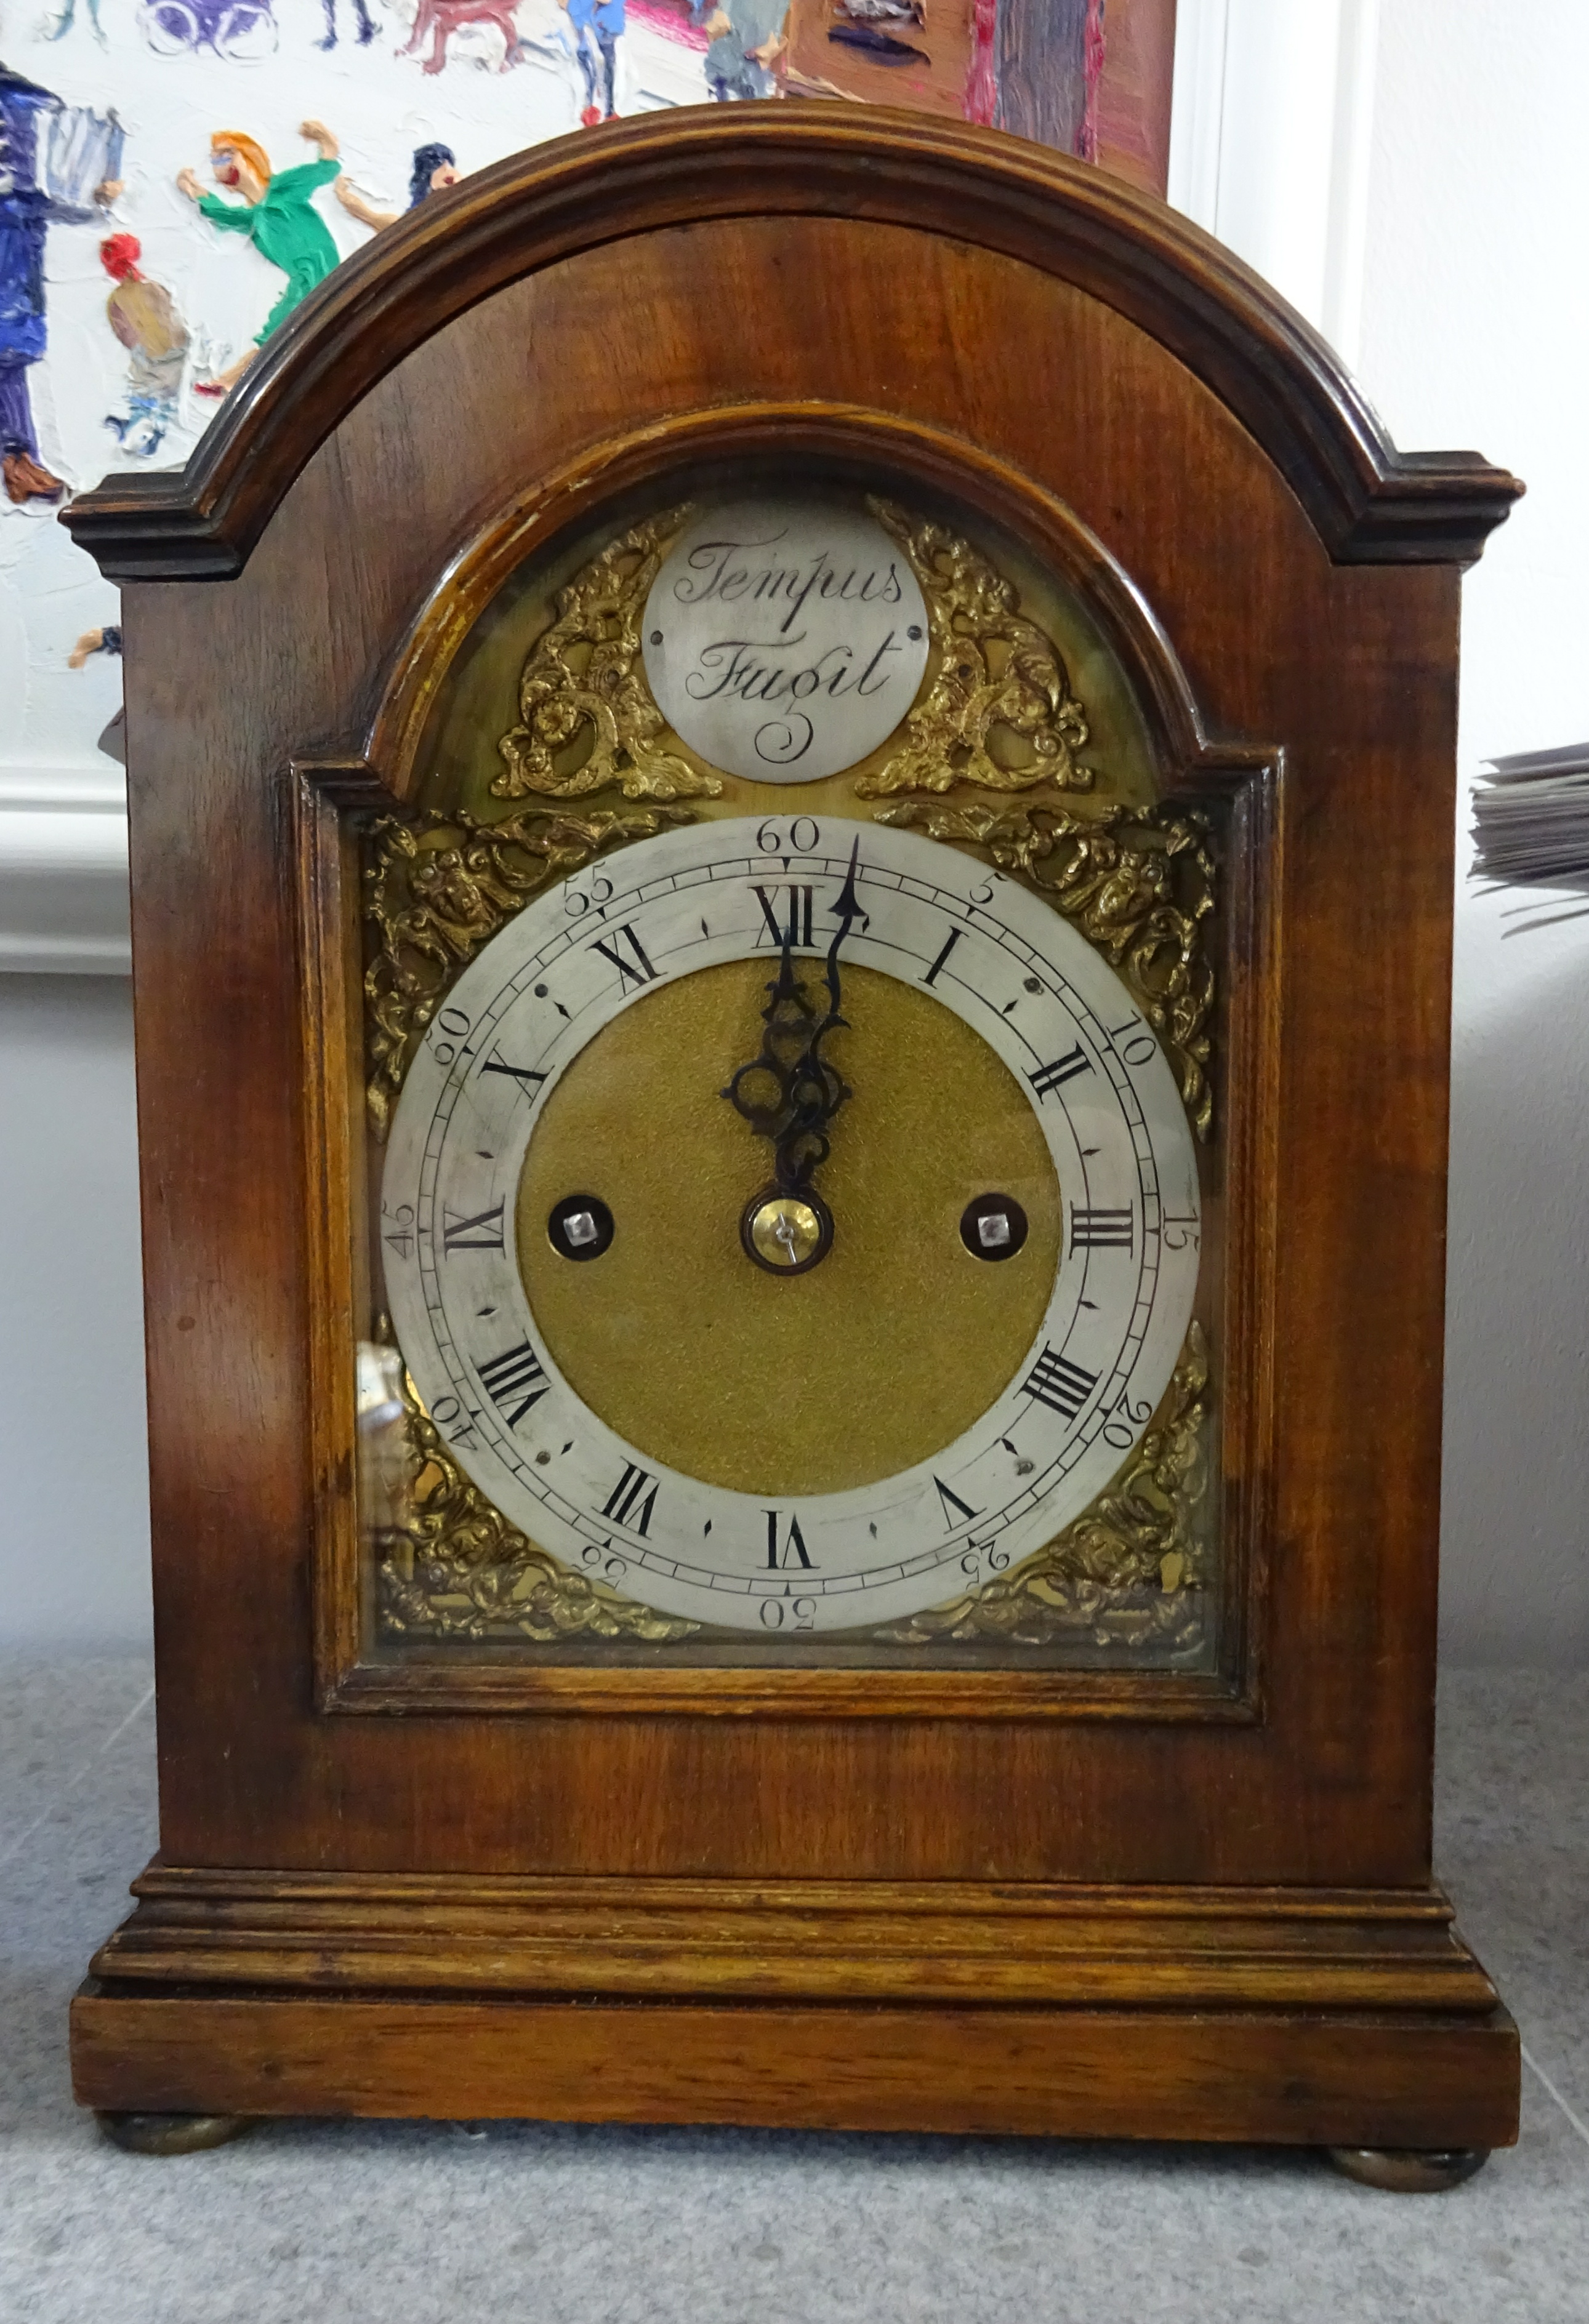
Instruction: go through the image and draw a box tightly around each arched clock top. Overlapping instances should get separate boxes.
[60,110,1520,585]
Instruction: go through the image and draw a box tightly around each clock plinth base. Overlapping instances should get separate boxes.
[73,1865,1521,2157]
[94,2109,256,2157]
[1325,2146,1490,2194]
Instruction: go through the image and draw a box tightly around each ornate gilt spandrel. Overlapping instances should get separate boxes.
[363,1342,701,1645]
[494,507,722,805]
[859,499,1097,799]
[363,803,698,1138]
[875,1322,1212,1657]
[876,797,1217,1142]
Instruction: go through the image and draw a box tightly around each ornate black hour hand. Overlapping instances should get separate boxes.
[724,836,863,1273]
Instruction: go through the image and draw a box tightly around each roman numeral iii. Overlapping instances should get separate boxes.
[1021,1346,1098,1420]
[590,923,658,988]
[475,1339,550,1428]
[1069,1208,1135,1251]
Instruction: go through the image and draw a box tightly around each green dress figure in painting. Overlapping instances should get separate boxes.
[177,120,343,397]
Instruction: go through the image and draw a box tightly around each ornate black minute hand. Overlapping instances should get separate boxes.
[723,836,864,1273]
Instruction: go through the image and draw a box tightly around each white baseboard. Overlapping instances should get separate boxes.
[0,767,131,976]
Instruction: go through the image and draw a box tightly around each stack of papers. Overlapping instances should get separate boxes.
[1471,743,1589,885]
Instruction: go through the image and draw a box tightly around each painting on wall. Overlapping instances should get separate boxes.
[0,0,1178,769]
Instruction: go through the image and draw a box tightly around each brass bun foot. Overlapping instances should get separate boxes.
[95,2110,257,2157]
[1326,2145,1490,2193]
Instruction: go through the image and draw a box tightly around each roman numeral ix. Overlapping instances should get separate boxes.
[590,923,658,988]
[1021,1346,1098,1421]
[442,1200,505,1254]
[476,1338,550,1428]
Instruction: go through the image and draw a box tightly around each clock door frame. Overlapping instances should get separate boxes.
[292,404,1283,1723]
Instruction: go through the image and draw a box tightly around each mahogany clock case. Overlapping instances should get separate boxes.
[62,110,1523,2153]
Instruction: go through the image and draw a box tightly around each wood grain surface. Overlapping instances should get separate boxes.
[62,110,1521,2145]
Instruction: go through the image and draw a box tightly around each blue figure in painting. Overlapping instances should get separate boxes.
[44,0,108,46]
[0,63,123,505]
[701,0,787,100]
[561,0,624,122]
[139,0,278,62]
[335,143,458,234]
[318,0,377,50]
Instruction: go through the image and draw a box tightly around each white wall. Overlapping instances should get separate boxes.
[5,0,1588,1660]
[0,976,150,1648]
[1173,0,1589,1664]
[1358,1,1589,1667]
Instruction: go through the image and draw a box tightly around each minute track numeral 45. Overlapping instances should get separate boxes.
[1021,1345,1099,1420]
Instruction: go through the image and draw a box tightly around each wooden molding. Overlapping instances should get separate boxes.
[71,1989,1521,2146]
[92,1864,1500,2013]
[59,109,1520,585]
[76,1862,1518,2146]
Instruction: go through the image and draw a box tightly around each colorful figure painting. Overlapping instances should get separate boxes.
[177,121,342,395]
[100,234,190,456]
[0,1,1180,775]
[0,62,122,504]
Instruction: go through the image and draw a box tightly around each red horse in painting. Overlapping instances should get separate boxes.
[400,0,521,72]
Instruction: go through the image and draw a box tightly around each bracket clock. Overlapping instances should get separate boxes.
[64,110,1524,2182]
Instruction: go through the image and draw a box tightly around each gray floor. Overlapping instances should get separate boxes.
[1,1662,1586,2324]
